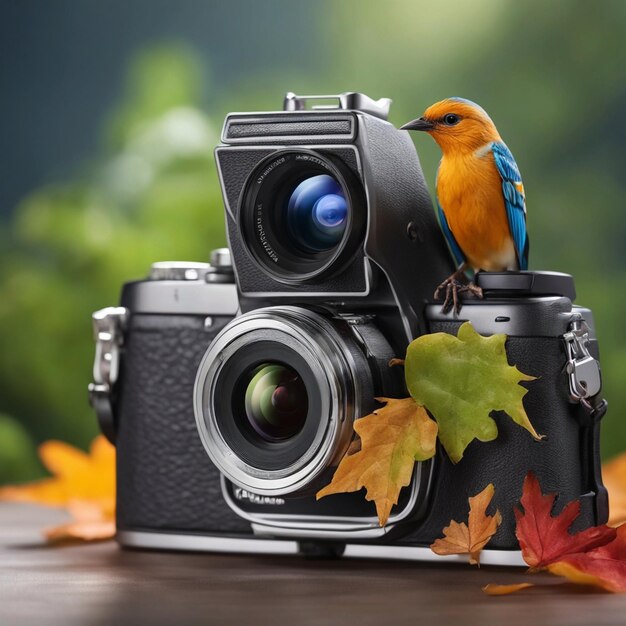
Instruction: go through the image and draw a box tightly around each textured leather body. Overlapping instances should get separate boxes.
[115,308,606,549]
[394,322,607,550]
[115,313,252,535]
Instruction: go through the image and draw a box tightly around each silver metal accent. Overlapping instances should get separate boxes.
[116,530,526,567]
[222,463,428,539]
[117,531,299,555]
[251,522,388,540]
[193,306,361,497]
[425,300,596,338]
[122,281,238,316]
[149,261,212,281]
[149,250,233,284]
[88,306,128,442]
[563,315,602,405]
[233,488,285,506]
[283,92,391,121]
[90,307,128,392]
[342,545,526,567]
[209,248,232,270]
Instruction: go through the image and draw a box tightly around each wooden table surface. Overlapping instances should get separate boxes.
[2,503,626,625]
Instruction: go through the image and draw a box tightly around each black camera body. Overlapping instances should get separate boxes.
[215,92,453,348]
[90,93,608,564]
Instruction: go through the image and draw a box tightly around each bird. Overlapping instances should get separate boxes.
[401,97,528,314]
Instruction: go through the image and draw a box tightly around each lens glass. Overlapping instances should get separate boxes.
[242,362,308,442]
[287,174,348,253]
[242,151,362,280]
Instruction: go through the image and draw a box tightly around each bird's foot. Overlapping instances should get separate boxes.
[458,282,483,300]
[434,273,483,315]
[434,270,468,302]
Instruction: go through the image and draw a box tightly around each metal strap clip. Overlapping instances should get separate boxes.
[88,307,128,443]
[563,314,602,414]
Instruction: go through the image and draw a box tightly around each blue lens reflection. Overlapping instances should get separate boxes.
[287,175,348,253]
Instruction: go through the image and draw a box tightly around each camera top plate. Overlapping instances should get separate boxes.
[476,270,576,301]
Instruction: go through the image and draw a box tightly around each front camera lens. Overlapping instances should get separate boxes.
[243,363,308,442]
[287,175,348,253]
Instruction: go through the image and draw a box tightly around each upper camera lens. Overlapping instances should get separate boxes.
[243,362,308,442]
[241,150,363,282]
[287,175,348,253]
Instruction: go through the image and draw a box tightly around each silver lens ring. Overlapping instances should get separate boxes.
[193,306,362,496]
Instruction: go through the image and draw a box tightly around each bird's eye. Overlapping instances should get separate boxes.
[443,114,460,126]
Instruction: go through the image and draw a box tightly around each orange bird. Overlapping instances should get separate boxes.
[402,98,528,313]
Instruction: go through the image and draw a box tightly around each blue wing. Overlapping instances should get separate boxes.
[437,198,465,268]
[492,141,529,270]
[435,166,465,268]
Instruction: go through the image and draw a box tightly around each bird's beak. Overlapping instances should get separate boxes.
[400,117,435,132]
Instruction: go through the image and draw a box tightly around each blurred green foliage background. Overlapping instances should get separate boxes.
[1,0,625,482]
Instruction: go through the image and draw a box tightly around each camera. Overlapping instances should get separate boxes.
[89,93,608,564]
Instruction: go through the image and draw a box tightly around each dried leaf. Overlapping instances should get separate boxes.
[515,472,616,569]
[317,397,437,526]
[482,583,535,596]
[430,483,502,565]
[0,435,115,507]
[514,472,626,593]
[602,453,626,527]
[45,500,116,542]
[0,435,116,542]
[545,525,626,593]
[405,322,541,463]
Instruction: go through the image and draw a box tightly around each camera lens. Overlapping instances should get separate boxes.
[242,362,308,442]
[193,307,383,496]
[287,175,348,253]
[241,150,364,282]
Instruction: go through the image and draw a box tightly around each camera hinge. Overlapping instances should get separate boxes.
[88,306,128,443]
[563,314,604,417]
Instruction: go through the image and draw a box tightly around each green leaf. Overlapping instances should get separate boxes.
[405,322,541,463]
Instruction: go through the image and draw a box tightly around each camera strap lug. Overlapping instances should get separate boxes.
[336,313,400,397]
[88,306,128,443]
[563,314,604,418]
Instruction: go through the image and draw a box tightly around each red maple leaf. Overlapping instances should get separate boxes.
[515,473,616,569]
[548,524,626,592]
[513,472,626,593]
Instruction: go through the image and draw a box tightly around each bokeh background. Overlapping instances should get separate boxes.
[1,0,625,483]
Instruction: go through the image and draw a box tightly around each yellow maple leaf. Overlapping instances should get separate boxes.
[316,397,438,526]
[0,435,116,541]
[602,452,626,527]
[430,483,502,565]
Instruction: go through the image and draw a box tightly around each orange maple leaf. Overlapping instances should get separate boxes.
[316,397,438,526]
[430,483,502,565]
[602,452,626,527]
[45,500,116,542]
[0,435,116,541]
[482,583,534,596]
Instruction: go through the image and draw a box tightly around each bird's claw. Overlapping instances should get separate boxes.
[434,275,483,315]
